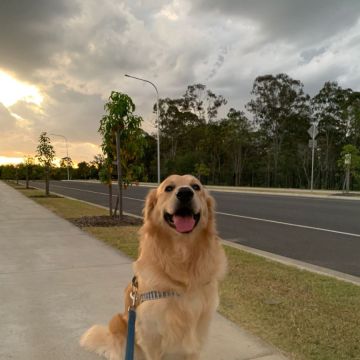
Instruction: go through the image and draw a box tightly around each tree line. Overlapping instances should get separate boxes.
[1,73,360,190]
[150,74,360,189]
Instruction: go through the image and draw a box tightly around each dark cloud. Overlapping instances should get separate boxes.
[0,0,80,78]
[193,0,360,45]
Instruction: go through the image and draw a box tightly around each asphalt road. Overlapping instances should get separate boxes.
[26,180,360,277]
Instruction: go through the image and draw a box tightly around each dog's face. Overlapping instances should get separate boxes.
[144,174,214,235]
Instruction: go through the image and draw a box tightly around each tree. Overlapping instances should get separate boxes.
[36,132,55,196]
[247,74,311,187]
[77,161,91,180]
[312,82,349,188]
[222,108,252,186]
[338,144,360,190]
[60,156,73,179]
[23,155,34,189]
[344,91,360,148]
[99,91,143,219]
[194,163,210,182]
[182,83,227,123]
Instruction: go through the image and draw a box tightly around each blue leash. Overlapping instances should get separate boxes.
[125,307,136,360]
[125,277,138,360]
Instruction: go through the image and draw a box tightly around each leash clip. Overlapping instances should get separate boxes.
[130,290,137,308]
[129,276,138,310]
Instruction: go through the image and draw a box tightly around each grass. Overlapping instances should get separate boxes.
[9,181,360,360]
[84,226,139,259]
[219,246,360,360]
[9,182,107,219]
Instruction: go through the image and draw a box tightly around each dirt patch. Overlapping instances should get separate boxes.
[70,215,143,227]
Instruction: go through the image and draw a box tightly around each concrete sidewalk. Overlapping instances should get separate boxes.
[0,181,288,360]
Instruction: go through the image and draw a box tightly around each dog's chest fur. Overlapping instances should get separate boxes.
[135,281,219,357]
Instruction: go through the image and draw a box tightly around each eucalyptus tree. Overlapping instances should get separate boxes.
[36,132,55,196]
[99,91,143,219]
[247,73,311,187]
[181,83,227,123]
[344,91,360,148]
[222,108,252,186]
[312,82,349,188]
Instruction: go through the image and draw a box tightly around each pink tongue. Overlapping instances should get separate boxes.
[173,215,195,233]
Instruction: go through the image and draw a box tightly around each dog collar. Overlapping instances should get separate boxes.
[139,290,180,303]
[130,276,180,305]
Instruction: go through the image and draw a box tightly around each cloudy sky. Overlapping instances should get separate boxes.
[1,0,360,165]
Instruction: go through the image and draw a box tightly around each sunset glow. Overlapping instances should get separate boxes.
[0,71,43,107]
[0,156,23,166]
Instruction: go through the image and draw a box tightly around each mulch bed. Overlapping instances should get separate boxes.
[70,215,143,227]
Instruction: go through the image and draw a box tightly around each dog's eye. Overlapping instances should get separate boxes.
[165,185,174,192]
[191,184,201,191]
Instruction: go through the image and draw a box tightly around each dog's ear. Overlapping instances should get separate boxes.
[143,189,157,220]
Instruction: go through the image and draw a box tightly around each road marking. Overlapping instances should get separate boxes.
[49,183,145,202]
[37,183,360,238]
[216,211,360,238]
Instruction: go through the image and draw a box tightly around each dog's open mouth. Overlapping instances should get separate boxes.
[164,208,200,233]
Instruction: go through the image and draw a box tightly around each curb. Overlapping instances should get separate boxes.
[222,240,360,286]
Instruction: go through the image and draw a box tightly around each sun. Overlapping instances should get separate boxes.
[0,71,43,107]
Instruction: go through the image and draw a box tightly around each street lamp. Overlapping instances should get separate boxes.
[125,74,161,184]
[49,133,70,181]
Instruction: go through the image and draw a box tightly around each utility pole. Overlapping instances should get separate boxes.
[125,74,161,184]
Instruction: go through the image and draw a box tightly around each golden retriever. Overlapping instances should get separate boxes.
[80,174,227,359]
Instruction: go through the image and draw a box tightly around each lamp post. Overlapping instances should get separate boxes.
[49,133,70,180]
[125,74,161,184]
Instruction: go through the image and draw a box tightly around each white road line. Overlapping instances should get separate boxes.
[216,211,360,238]
[46,183,360,238]
[49,183,145,202]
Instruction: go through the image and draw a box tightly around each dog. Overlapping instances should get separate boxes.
[80,174,227,359]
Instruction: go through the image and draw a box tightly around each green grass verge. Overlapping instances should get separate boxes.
[9,182,107,218]
[84,226,139,259]
[219,246,360,360]
[9,181,360,360]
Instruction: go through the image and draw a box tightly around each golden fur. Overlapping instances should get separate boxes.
[80,175,227,360]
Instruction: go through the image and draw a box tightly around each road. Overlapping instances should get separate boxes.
[26,180,360,277]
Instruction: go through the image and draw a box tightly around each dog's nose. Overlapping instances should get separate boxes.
[176,187,194,203]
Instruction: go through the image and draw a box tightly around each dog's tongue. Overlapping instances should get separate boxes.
[173,215,195,233]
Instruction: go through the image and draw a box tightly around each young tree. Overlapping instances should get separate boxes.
[23,155,34,189]
[36,132,55,196]
[99,91,143,219]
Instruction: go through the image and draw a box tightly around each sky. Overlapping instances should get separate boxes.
[1,0,360,165]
